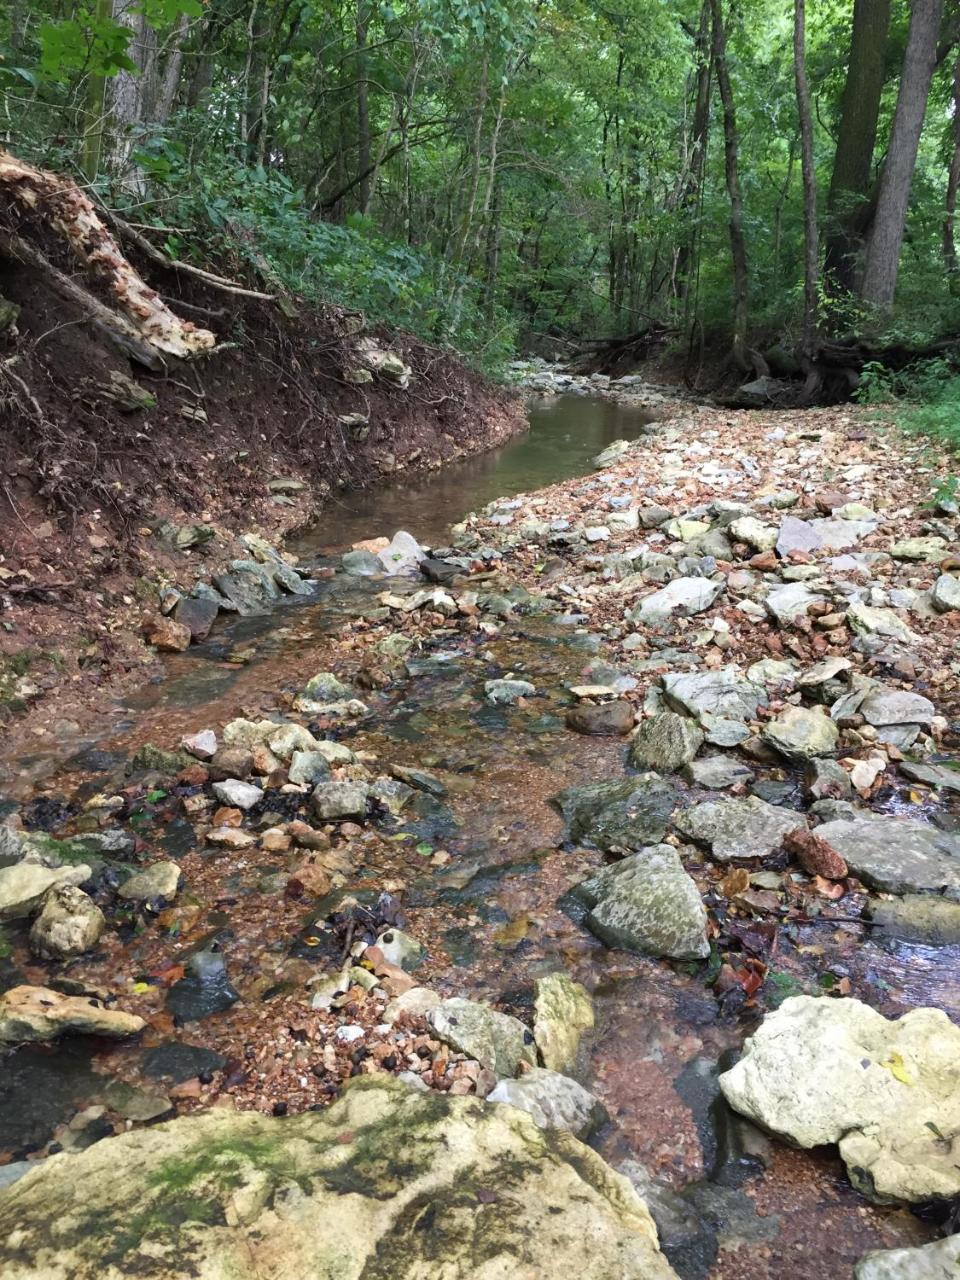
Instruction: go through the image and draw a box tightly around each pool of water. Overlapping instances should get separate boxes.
[293,394,663,554]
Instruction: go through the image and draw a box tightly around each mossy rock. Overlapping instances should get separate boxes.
[0,1077,676,1279]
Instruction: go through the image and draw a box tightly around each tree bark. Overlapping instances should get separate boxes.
[945,50,960,273]
[356,1,372,211]
[710,0,749,370]
[107,0,157,191]
[824,0,891,294]
[861,0,944,308]
[675,0,712,312]
[793,0,819,356]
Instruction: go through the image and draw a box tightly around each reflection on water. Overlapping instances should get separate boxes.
[294,394,662,554]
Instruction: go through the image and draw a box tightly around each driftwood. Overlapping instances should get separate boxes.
[0,148,215,361]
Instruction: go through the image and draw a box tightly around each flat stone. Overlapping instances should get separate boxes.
[566,701,635,736]
[684,756,755,789]
[0,862,91,921]
[764,582,825,626]
[856,1234,960,1280]
[809,517,876,550]
[847,603,918,642]
[551,775,679,852]
[103,1080,173,1123]
[859,690,935,726]
[867,894,960,945]
[533,973,594,1073]
[805,758,852,800]
[813,815,960,896]
[720,995,960,1204]
[796,656,852,687]
[485,678,536,704]
[889,537,947,562]
[118,861,182,902]
[0,984,144,1043]
[212,779,262,811]
[428,997,537,1077]
[663,518,710,541]
[629,712,704,771]
[662,670,766,724]
[747,659,798,687]
[312,781,370,821]
[628,577,723,626]
[674,796,802,861]
[761,705,839,760]
[573,844,710,960]
[899,761,960,792]
[487,1068,607,1139]
[142,1042,228,1083]
[167,950,239,1023]
[173,596,219,642]
[0,1077,675,1279]
[729,516,778,551]
[775,516,823,557]
[377,530,425,576]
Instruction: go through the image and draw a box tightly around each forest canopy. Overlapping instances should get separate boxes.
[4,0,960,372]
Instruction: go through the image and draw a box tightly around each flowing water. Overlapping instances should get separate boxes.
[0,393,954,1277]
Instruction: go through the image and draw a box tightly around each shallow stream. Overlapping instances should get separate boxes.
[0,393,955,1278]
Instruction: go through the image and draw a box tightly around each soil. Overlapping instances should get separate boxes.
[0,256,525,732]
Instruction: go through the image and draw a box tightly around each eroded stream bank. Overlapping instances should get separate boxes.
[1,384,959,1279]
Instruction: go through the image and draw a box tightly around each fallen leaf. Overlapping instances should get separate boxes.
[881,1051,913,1085]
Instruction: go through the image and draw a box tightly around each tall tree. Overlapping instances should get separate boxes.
[793,0,818,356]
[861,0,945,308]
[945,49,960,273]
[823,0,891,295]
[710,0,749,370]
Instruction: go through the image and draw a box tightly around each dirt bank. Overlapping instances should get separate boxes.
[0,258,525,727]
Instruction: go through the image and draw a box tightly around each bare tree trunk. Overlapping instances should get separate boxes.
[710,0,749,370]
[945,50,960,273]
[794,0,819,356]
[675,0,712,310]
[861,0,944,309]
[824,0,891,294]
[81,0,114,179]
[154,13,190,124]
[108,0,157,191]
[356,0,372,211]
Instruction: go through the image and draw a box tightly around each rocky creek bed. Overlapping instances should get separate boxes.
[0,386,959,1277]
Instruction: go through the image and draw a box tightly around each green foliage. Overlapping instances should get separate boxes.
[857,356,960,455]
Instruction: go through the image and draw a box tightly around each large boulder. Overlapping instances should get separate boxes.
[661,670,766,724]
[674,796,801,861]
[551,775,678,852]
[812,815,960,897]
[0,985,144,1044]
[571,845,709,960]
[28,885,105,959]
[719,995,960,1204]
[0,863,91,921]
[0,1077,677,1279]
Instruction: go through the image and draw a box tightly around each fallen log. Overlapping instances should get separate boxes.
[0,148,215,361]
[567,323,675,376]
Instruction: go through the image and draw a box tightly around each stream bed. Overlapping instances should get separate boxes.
[0,392,956,1278]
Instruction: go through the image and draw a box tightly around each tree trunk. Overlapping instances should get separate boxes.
[710,0,749,370]
[675,0,712,312]
[824,0,891,294]
[861,0,944,308]
[154,13,190,124]
[793,0,819,356]
[81,0,114,180]
[945,50,960,273]
[107,0,158,191]
[356,1,372,212]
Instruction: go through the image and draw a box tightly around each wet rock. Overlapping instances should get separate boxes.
[899,761,960,792]
[619,1162,718,1280]
[0,1077,675,1279]
[775,515,823,557]
[594,438,633,467]
[167,949,240,1023]
[428,997,538,1078]
[142,1041,227,1083]
[382,985,441,1025]
[813,815,960,896]
[375,927,423,970]
[761,705,839,760]
[931,573,960,612]
[377,530,425,576]
[341,548,383,576]
[29,885,105,959]
[312,781,370,821]
[729,516,778,552]
[684,757,754,789]
[855,1234,960,1280]
[662,670,766,724]
[144,614,191,652]
[782,827,847,879]
[132,743,194,774]
[533,973,594,1073]
[103,1079,173,1122]
[719,995,960,1204]
[628,578,723,626]
[551,775,678,852]
[566,701,635,736]
[212,778,262,810]
[173,596,219,642]
[629,712,704,771]
[487,1067,607,1139]
[572,844,710,960]
[388,764,447,797]
[118,861,182,902]
[304,671,353,700]
[805,758,852,800]
[0,985,144,1043]
[484,678,536,704]
[674,796,802,861]
[181,730,217,760]
[0,862,91,921]
[867,894,960,945]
